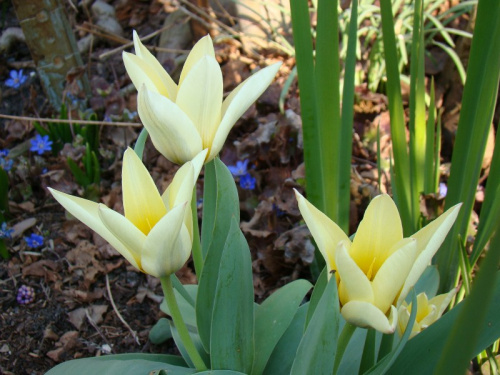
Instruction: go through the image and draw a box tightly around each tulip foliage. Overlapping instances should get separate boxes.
[46,0,500,372]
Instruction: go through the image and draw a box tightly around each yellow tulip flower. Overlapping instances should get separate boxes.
[397,289,458,339]
[49,148,207,278]
[295,191,461,334]
[123,31,282,164]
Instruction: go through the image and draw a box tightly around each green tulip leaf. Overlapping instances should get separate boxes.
[263,304,309,375]
[305,267,328,328]
[210,217,254,373]
[411,265,439,300]
[170,321,210,369]
[149,318,172,344]
[45,354,192,375]
[252,279,312,375]
[290,276,340,375]
[161,284,198,329]
[197,158,240,351]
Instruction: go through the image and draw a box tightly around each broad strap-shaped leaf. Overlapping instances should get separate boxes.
[161,285,198,330]
[263,304,309,375]
[197,158,240,352]
[45,354,193,375]
[170,322,210,369]
[290,277,340,375]
[252,279,312,375]
[305,267,328,327]
[196,371,247,375]
[210,218,254,373]
[410,265,439,301]
[149,318,172,344]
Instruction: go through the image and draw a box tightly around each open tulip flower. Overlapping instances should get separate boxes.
[295,191,461,334]
[397,288,458,339]
[123,32,282,164]
[49,148,207,278]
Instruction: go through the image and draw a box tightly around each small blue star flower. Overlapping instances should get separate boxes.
[25,233,44,249]
[0,222,14,239]
[228,159,250,177]
[240,173,256,190]
[0,157,13,171]
[30,134,53,155]
[0,149,9,157]
[5,69,28,89]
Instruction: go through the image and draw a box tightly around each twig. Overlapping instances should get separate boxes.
[98,22,187,60]
[85,308,114,351]
[0,113,141,127]
[106,274,140,345]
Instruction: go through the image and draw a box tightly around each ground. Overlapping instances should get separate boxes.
[0,1,494,374]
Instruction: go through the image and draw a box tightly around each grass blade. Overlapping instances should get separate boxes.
[435,0,500,292]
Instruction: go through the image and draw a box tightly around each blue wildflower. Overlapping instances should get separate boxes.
[30,134,53,155]
[17,285,35,305]
[25,233,44,249]
[240,173,256,190]
[0,222,14,239]
[5,69,28,89]
[0,149,9,157]
[228,159,250,177]
[0,157,13,171]
[439,182,448,198]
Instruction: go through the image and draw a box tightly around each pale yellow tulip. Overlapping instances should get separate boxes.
[49,148,207,278]
[123,31,281,164]
[397,289,458,339]
[295,191,461,334]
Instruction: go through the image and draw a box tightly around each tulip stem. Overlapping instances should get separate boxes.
[160,276,207,371]
[332,322,357,374]
[191,187,203,277]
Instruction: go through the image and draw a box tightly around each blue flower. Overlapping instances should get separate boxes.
[240,173,256,190]
[439,182,448,198]
[0,149,9,157]
[30,134,53,155]
[0,222,14,239]
[228,159,250,177]
[17,285,35,305]
[5,69,28,89]
[24,233,44,248]
[0,157,13,171]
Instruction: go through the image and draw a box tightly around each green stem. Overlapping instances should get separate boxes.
[191,187,203,277]
[160,276,207,371]
[333,322,357,374]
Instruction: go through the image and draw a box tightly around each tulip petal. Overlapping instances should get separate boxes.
[294,190,349,273]
[336,241,374,305]
[98,205,146,270]
[132,31,178,100]
[210,62,281,161]
[142,203,191,277]
[138,86,203,164]
[342,301,397,334]
[176,56,223,150]
[122,148,166,235]
[123,52,170,97]
[397,203,461,306]
[349,194,403,276]
[162,149,207,210]
[372,238,417,313]
[179,35,215,86]
[429,287,458,317]
[48,188,142,270]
